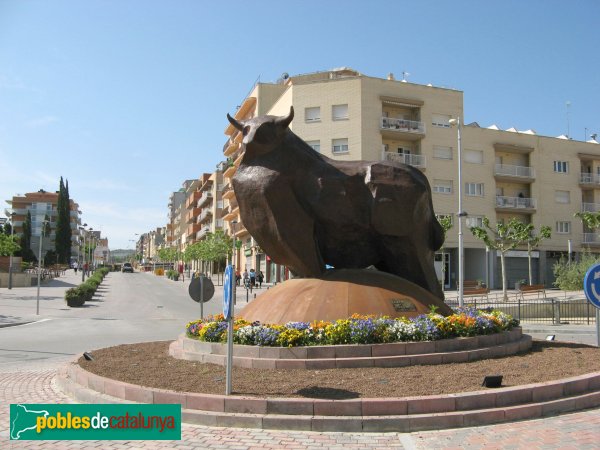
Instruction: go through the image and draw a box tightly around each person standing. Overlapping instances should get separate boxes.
[73,261,78,274]
[249,268,256,287]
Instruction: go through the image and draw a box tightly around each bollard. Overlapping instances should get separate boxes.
[246,288,249,303]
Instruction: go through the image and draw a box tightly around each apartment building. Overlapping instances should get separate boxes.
[221,67,600,289]
[5,189,82,258]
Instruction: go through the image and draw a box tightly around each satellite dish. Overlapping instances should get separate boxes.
[282,72,289,80]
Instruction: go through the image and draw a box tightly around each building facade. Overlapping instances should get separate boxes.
[5,189,82,259]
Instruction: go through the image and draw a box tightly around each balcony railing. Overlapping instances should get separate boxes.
[495,196,536,209]
[584,233,600,244]
[383,151,426,168]
[381,117,425,134]
[580,173,600,185]
[198,191,213,207]
[199,207,213,223]
[494,164,535,178]
[582,203,600,213]
[196,227,211,240]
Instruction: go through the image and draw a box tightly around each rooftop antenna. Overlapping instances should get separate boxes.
[566,101,571,139]
[401,71,410,82]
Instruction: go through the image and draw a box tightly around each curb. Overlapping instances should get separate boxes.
[57,358,600,432]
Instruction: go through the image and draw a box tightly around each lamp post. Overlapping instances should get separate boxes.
[36,218,50,315]
[88,227,94,274]
[8,211,16,290]
[80,224,87,281]
[231,220,238,304]
[449,117,465,307]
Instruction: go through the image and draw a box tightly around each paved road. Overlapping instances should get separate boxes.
[1,271,600,448]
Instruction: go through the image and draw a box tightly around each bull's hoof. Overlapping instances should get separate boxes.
[239,269,452,325]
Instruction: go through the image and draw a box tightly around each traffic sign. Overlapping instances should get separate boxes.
[223,265,234,319]
[188,276,215,303]
[583,263,600,309]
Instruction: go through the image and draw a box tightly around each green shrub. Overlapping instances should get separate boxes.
[553,251,600,290]
[78,283,96,301]
[65,287,86,307]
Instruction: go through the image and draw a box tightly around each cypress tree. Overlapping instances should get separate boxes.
[20,210,35,262]
[55,177,72,264]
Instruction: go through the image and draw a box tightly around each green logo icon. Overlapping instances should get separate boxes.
[10,404,181,440]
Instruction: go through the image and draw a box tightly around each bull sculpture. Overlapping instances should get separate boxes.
[227,106,445,300]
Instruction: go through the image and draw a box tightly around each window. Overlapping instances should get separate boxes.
[433,146,452,160]
[305,107,320,122]
[216,201,223,208]
[332,138,349,154]
[432,113,451,128]
[556,221,571,234]
[465,149,484,164]
[332,104,348,120]
[465,182,484,196]
[553,161,569,173]
[306,140,320,153]
[433,179,453,194]
[554,190,570,204]
[466,216,485,228]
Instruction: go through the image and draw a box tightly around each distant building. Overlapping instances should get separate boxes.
[5,189,81,257]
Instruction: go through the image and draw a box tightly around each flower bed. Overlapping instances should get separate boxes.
[186,308,519,347]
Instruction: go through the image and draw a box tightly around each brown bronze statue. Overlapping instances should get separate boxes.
[227,107,445,301]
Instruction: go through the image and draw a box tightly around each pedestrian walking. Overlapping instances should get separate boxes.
[257,270,264,288]
[73,261,78,274]
[243,270,249,288]
[235,269,241,286]
[249,268,256,287]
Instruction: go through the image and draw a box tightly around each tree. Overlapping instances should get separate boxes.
[20,210,36,262]
[470,217,533,300]
[0,233,20,256]
[205,230,233,274]
[55,177,73,264]
[574,211,600,232]
[512,223,552,285]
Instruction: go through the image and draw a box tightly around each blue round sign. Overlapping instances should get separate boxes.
[583,263,600,309]
[223,265,234,319]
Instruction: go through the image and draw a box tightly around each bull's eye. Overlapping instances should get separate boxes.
[243,126,251,136]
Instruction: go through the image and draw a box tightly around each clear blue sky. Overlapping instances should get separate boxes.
[0,0,598,249]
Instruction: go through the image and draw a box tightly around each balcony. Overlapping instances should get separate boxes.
[380,117,425,140]
[186,207,201,224]
[494,164,535,182]
[582,203,600,213]
[223,162,236,179]
[196,227,211,240]
[495,196,536,211]
[580,173,600,187]
[199,207,213,223]
[222,185,235,200]
[198,191,213,207]
[185,191,201,209]
[584,233,600,245]
[383,151,426,169]
[220,205,231,219]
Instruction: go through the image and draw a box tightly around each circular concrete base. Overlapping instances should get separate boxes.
[240,269,452,325]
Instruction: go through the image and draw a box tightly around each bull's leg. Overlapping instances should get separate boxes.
[263,185,325,278]
[377,236,444,300]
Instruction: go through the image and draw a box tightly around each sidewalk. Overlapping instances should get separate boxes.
[0,269,83,327]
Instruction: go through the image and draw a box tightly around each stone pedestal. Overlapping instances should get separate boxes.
[240,269,452,325]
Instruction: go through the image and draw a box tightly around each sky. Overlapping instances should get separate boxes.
[0,0,598,249]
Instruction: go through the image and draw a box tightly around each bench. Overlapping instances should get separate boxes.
[457,281,489,300]
[519,284,546,300]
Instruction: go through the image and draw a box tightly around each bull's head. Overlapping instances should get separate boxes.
[226,106,294,158]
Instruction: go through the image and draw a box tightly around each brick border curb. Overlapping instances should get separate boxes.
[169,328,529,369]
[58,346,600,432]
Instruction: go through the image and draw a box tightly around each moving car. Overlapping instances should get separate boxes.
[122,262,134,273]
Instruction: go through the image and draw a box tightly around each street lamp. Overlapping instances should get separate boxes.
[8,211,16,290]
[88,227,94,274]
[231,220,238,305]
[80,223,87,281]
[449,117,465,308]
[36,217,50,315]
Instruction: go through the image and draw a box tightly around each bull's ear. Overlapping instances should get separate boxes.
[275,106,294,129]
[227,113,244,131]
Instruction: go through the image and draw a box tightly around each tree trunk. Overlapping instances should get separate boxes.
[501,252,508,301]
[527,243,533,285]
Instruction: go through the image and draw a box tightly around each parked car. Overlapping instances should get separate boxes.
[122,263,134,273]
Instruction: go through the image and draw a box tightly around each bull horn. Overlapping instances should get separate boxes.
[275,106,294,129]
[227,113,244,131]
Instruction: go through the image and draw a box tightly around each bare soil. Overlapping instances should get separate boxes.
[78,340,600,399]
